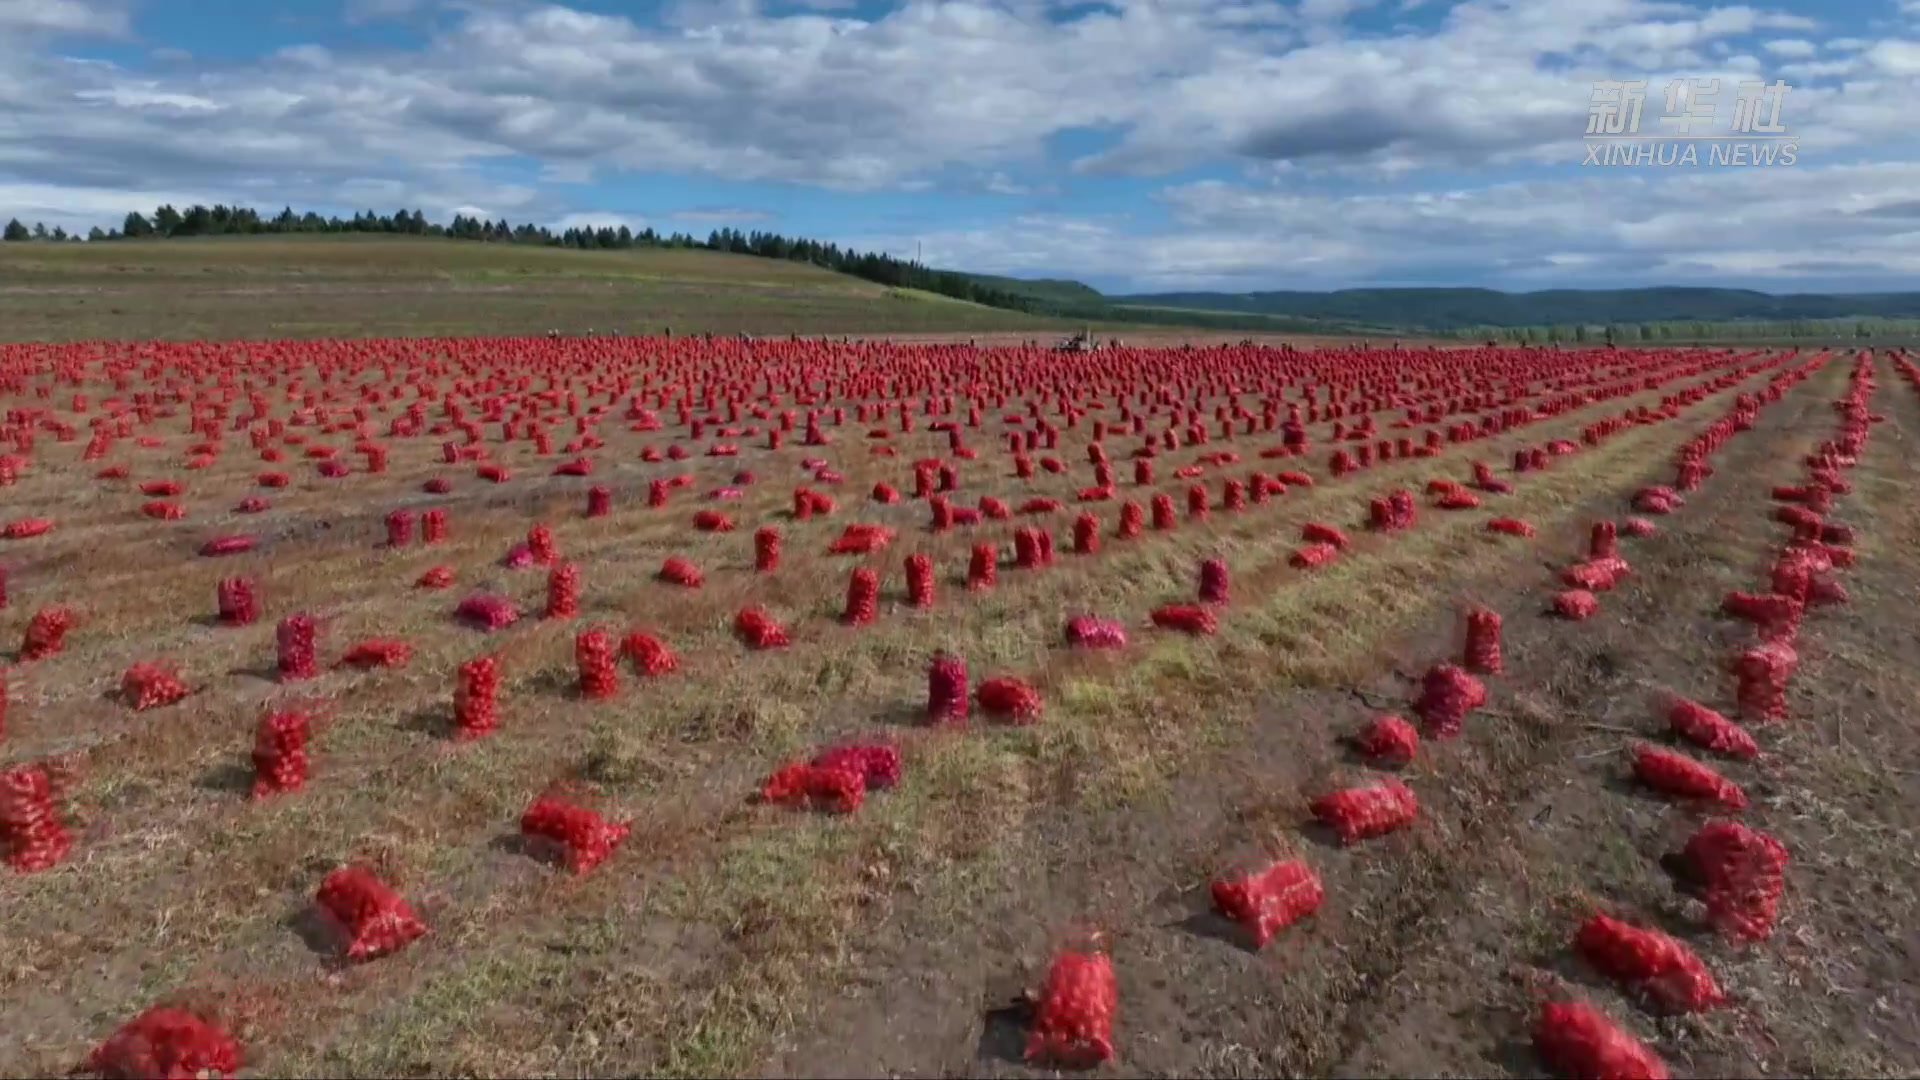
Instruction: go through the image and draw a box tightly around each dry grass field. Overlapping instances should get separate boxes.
[2,327,1916,1079]
[0,236,1105,341]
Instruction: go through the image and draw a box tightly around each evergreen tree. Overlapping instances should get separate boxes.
[2,218,27,241]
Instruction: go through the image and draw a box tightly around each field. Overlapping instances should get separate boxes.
[0,236,1119,342]
[3,332,1919,1080]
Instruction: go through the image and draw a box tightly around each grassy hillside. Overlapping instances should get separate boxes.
[1110,285,1920,330]
[955,272,1107,307]
[0,235,1108,342]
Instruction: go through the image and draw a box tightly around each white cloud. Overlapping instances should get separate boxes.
[549,211,649,232]
[0,0,1915,289]
[0,0,130,37]
[1865,40,1920,75]
[867,162,1920,291]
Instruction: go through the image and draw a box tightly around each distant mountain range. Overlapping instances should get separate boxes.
[961,276,1920,332]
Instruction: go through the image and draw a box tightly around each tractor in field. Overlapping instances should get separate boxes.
[1055,327,1098,353]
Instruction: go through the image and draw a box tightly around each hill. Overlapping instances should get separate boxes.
[1109,285,1920,331]
[0,235,1107,343]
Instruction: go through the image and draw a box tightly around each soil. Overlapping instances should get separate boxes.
[763,354,1920,1079]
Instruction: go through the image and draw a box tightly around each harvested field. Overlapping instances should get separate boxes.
[2,333,1915,1080]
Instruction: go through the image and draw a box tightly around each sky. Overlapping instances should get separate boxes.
[1,0,1917,294]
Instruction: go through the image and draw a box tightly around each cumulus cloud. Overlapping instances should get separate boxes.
[0,0,1914,288]
[869,162,1920,291]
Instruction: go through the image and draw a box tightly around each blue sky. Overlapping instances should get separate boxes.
[2,0,1918,293]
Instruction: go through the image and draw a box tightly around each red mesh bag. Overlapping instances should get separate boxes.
[1562,557,1629,592]
[415,566,454,590]
[1013,528,1043,569]
[251,709,310,798]
[1721,591,1802,640]
[1574,913,1725,1013]
[586,485,612,518]
[1353,714,1419,765]
[1554,589,1600,620]
[967,543,998,590]
[1151,493,1177,530]
[1,763,72,872]
[1435,489,1481,510]
[1210,859,1324,948]
[1487,517,1535,538]
[576,629,619,699]
[1463,607,1503,675]
[621,632,678,676]
[198,535,256,557]
[141,500,185,521]
[648,479,670,508]
[1666,698,1757,760]
[22,605,77,660]
[657,556,704,588]
[754,527,782,572]
[456,594,520,630]
[693,509,735,533]
[1735,641,1796,723]
[1073,513,1101,555]
[454,654,502,739]
[314,865,428,961]
[385,509,415,547]
[334,634,412,668]
[1632,744,1746,810]
[829,524,896,555]
[1368,497,1396,531]
[1301,521,1350,549]
[760,761,866,814]
[84,1006,244,1080]
[216,577,258,626]
[1311,777,1418,844]
[422,509,448,543]
[1416,664,1487,738]
[905,553,935,608]
[1065,616,1128,649]
[1186,484,1211,520]
[1622,517,1657,538]
[927,653,970,725]
[978,676,1043,723]
[1118,501,1144,538]
[812,742,903,790]
[119,662,189,711]
[1682,819,1788,943]
[1025,948,1118,1068]
[546,562,581,619]
[1532,1000,1669,1080]
[1151,604,1218,635]
[872,481,901,504]
[276,613,319,680]
[1632,486,1684,515]
[1198,558,1230,604]
[521,793,631,872]
[843,567,880,626]
[734,607,790,649]
[3,517,54,539]
[1289,542,1339,570]
[1589,518,1620,557]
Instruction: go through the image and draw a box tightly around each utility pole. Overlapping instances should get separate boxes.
[917,240,922,266]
